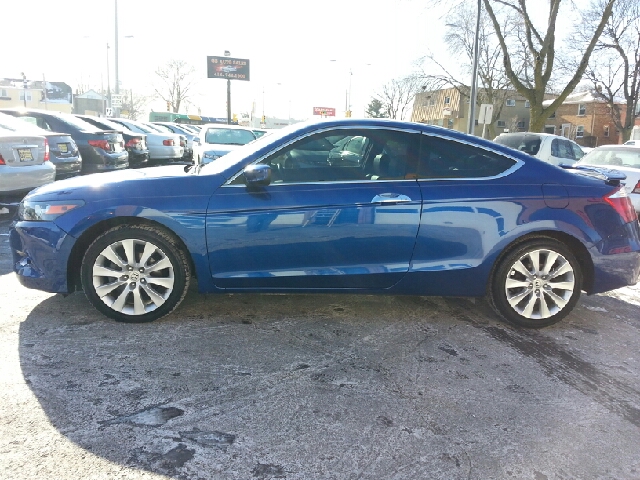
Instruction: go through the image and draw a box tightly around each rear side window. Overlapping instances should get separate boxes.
[419,136,516,178]
[494,134,541,155]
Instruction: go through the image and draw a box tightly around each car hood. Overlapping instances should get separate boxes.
[202,144,240,156]
[24,164,227,202]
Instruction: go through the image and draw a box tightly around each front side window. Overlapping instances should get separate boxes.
[419,136,516,179]
[234,129,420,185]
[551,139,576,160]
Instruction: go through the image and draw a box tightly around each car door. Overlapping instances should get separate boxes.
[205,127,423,289]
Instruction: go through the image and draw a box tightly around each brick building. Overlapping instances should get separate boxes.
[542,90,626,148]
[411,87,532,139]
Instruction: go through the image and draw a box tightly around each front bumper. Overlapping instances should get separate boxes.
[10,221,76,293]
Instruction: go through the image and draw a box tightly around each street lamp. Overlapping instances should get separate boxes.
[225,50,231,124]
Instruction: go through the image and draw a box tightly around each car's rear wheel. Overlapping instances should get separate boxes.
[489,239,582,328]
[80,225,191,323]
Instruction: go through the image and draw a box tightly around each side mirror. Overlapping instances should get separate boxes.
[193,137,200,145]
[243,164,271,187]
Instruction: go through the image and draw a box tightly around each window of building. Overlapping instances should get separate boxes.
[544,125,555,134]
[517,121,525,129]
[447,119,454,128]
[424,96,431,106]
[444,96,451,105]
[603,125,610,137]
[19,91,32,101]
[0,89,8,98]
[497,120,506,128]
[549,111,556,118]
[576,126,585,138]
[578,104,586,115]
[429,98,435,106]
[506,99,516,107]
[524,100,530,108]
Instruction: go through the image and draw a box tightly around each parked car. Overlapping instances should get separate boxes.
[193,124,257,164]
[0,112,82,180]
[150,122,199,161]
[574,144,640,214]
[624,140,640,146]
[493,132,585,166]
[252,128,272,138]
[0,128,55,200]
[107,118,184,166]
[0,109,128,174]
[75,115,149,168]
[9,119,640,328]
[143,122,192,163]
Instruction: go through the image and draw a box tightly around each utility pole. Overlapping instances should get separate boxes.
[467,0,481,135]
[21,72,27,107]
[114,0,120,117]
[42,73,48,110]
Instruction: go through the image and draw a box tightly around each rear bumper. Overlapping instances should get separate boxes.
[127,149,149,168]
[0,163,56,196]
[52,155,82,179]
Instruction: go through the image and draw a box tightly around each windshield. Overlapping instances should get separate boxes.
[204,127,256,145]
[199,122,305,176]
[578,147,640,169]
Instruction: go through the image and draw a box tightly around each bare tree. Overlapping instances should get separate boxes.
[153,60,197,113]
[483,0,616,132]
[421,2,520,137]
[377,75,424,120]
[120,91,149,121]
[581,0,640,142]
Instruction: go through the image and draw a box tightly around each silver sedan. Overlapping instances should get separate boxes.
[0,130,56,199]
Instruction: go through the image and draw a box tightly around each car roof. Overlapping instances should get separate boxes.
[591,144,640,150]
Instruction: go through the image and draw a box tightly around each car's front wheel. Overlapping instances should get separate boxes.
[489,239,582,328]
[80,225,191,323]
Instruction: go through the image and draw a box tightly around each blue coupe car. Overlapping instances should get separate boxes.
[9,119,640,328]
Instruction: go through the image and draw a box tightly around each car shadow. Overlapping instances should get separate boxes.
[15,287,640,478]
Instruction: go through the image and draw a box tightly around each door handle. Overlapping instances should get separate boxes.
[371,193,412,204]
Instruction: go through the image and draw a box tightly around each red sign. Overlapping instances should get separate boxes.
[313,107,336,117]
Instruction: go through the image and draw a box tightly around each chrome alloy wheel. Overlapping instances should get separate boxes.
[504,248,576,320]
[92,238,175,316]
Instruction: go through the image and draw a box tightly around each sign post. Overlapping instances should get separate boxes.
[477,103,494,139]
[207,55,251,125]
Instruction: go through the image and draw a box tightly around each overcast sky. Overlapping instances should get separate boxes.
[3,0,577,121]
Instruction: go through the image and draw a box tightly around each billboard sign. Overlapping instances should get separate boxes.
[207,56,250,81]
[313,107,336,116]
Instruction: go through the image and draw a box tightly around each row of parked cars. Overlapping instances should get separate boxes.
[0,108,274,202]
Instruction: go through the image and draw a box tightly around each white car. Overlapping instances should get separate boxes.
[575,144,640,214]
[0,129,56,200]
[108,118,185,166]
[193,124,257,165]
[493,132,585,166]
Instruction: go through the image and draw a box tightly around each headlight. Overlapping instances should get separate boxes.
[18,200,85,221]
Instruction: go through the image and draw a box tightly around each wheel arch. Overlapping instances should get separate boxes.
[488,230,594,295]
[67,216,196,293]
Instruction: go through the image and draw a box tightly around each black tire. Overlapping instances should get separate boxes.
[488,238,582,328]
[80,225,191,323]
